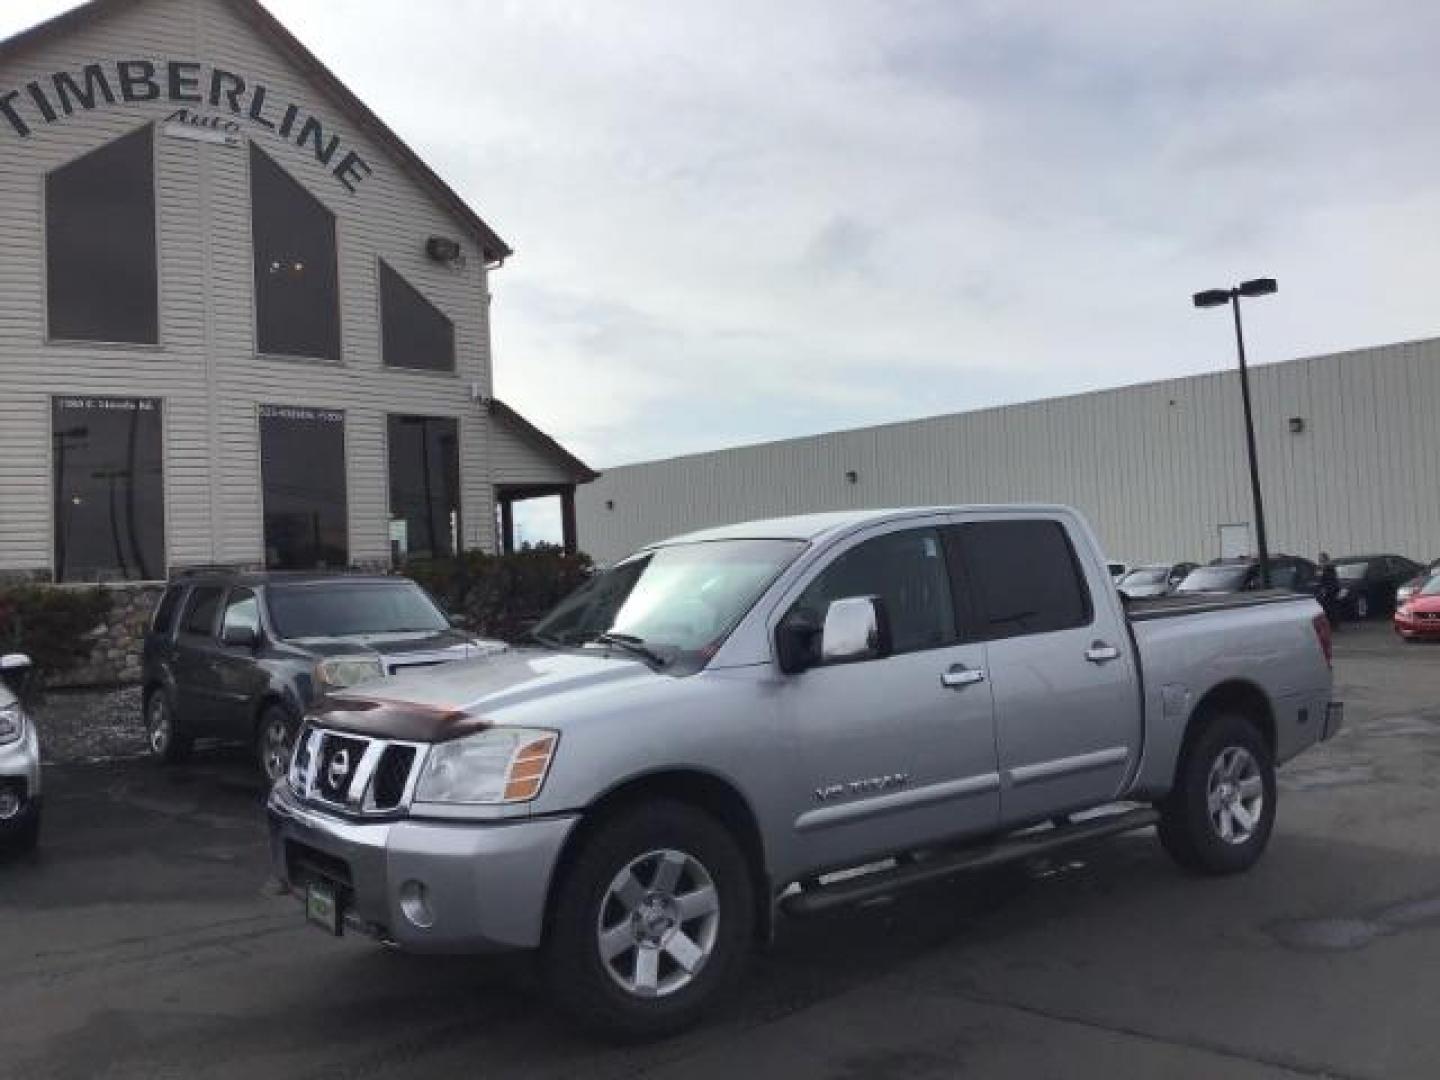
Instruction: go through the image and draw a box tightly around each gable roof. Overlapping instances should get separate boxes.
[0,0,512,263]
[488,398,598,484]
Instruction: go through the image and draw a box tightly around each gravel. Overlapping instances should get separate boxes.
[32,686,148,765]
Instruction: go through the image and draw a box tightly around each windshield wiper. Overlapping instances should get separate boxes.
[592,631,668,667]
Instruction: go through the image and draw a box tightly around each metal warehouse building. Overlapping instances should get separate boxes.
[0,0,593,586]
[578,336,1440,567]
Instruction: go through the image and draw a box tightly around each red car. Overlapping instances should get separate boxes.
[1394,575,1440,641]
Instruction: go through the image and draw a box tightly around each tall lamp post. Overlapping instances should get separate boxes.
[1193,277,1277,587]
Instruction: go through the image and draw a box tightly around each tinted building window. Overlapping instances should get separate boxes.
[259,406,348,569]
[380,260,455,372]
[250,144,340,361]
[791,528,957,654]
[387,416,460,560]
[46,124,157,343]
[52,397,165,582]
[955,520,1092,639]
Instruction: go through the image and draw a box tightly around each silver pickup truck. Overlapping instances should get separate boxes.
[268,506,1340,1038]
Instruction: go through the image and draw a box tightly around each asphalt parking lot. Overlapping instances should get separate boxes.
[4,622,1440,1079]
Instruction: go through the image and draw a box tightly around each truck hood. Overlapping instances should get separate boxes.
[314,647,655,742]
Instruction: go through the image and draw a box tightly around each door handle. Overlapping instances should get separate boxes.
[1086,642,1121,664]
[941,664,986,689]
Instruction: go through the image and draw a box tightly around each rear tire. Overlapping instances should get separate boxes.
[541,800,754,1041]
[1158,711,1275,875]
[255,705,297,785]
[145,689,192,765]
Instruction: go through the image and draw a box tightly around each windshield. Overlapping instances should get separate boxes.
[1421,574,1440,597]
[268,581,450,639]
[1335,562,1369,580]
[531,539,805,667]
[1176,565,1249,593]
[1120,568,1168,587]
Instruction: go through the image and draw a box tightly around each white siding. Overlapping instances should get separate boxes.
[577,337,1440,566]
[0,0,510,576]
[489,416,578,487]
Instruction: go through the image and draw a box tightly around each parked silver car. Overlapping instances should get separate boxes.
[1117,562,1199,598]
[269,505,1338,1039]
[0,653,41,853]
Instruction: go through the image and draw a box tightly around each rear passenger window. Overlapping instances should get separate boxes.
[181,586,224,637]
[791,527,956,654]
[956,520,1091,639]
[151,587,184,635]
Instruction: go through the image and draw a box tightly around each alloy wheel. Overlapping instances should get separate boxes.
[259,715,293,784]
[147,695,172,756]
[1206,746,1265,845]
[597,848,721,998]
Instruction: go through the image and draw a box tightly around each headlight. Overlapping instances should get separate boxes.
[0,704,24,746]
[415,728,558,805]
[315,657,384,690]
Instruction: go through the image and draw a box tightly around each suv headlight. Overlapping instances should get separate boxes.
[0,704,25,746]
[415,728,559,805]
[315,657,385,690]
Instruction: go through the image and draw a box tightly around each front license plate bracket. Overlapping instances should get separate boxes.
[305,880,343,936]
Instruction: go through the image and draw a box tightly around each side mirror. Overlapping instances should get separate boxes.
[819,596,892,665]
[221,623,259,649]
[0,653,35,702]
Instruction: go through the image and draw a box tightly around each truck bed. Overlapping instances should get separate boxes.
[1124,590,1317,622]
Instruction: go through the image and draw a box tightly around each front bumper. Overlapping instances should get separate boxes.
[0,714,42,822]
[1394,615,1440,638]
[267,782,577,953]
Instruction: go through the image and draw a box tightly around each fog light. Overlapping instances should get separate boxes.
[0,789,21,820]
[399,879,435,928]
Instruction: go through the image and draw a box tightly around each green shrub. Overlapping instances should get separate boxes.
[406,545,594,642]
[0,585,111,682]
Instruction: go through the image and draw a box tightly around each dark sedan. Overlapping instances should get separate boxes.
[1175,556,1318,596]
[1331,555,1424,620]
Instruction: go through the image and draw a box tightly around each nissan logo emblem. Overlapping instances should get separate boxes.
[326,748,352,789]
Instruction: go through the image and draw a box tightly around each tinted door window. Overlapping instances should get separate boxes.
[52,396,165,582]
[387,415,461,560]
[259,405,348,569]
[954,519,1091,639]
[182,586,224,637]
[221,589,259,639]
[380,260,455,372]
[790,527,956,655]
[250,144,340,361]
[46,124,157,343]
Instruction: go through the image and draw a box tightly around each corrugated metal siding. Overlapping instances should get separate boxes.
[0,0,521,575]
[577,338,1440,566]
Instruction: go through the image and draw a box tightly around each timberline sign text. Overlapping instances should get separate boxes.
[0,59,373,192]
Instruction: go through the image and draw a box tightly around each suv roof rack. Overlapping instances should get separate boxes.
[170,564,247,579]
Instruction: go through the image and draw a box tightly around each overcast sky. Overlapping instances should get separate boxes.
[7,0,1440,480]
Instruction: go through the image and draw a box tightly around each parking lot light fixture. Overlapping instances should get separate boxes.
[1193,278,1278,588]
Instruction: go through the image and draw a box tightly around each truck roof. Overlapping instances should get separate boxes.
[655,504,1078,548]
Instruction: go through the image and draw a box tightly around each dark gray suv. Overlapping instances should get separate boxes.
[141,572,504,782]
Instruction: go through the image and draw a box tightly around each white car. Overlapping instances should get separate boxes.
[0,653,41,853]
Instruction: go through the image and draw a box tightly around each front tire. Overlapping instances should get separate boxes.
[542,800,754,1041]
[1158,712,1276,875]
[256,705,297,785]
[0,805,40,855]
[146,690,193,765]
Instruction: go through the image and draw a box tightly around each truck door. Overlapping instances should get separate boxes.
[773,520,999,873]
[212,588,269,737]
[950,515,1143,827]
[172,585,226,735]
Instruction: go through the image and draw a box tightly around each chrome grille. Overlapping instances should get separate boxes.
[290,725,426,815]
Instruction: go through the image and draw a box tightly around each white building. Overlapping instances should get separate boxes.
[578,336,1440,567]
[0,0,592,584]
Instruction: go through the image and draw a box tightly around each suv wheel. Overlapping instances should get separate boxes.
[1158,712,1275,875]
[542,800,754,1041]
[256,705,297,785]
[146,690,193,765]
